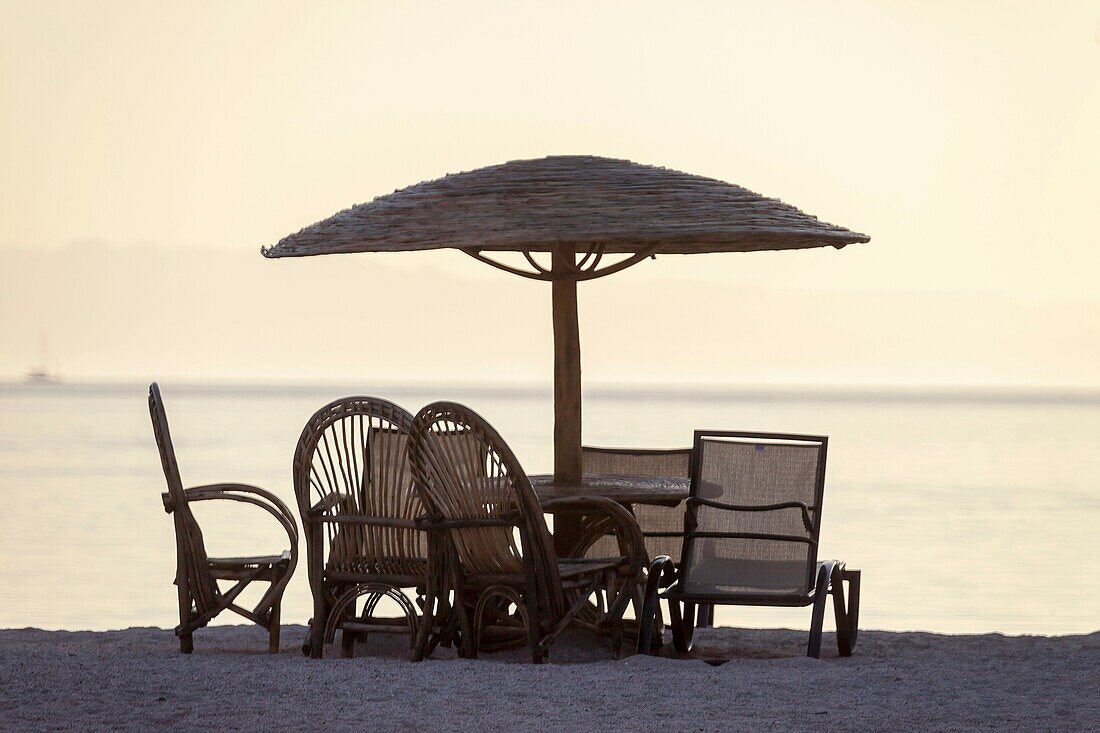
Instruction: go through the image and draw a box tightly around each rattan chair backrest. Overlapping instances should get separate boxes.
[293,397,423,569]
[410,401,563,617]
[148,383,218,614]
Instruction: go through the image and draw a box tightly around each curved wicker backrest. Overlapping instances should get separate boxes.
[582,446,691,561]
[410,401,563,617]
[681,431,827,598]
[293,397,424,575]
[148,383,218,615]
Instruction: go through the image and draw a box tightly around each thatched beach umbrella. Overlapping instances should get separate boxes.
[263,155,869,484]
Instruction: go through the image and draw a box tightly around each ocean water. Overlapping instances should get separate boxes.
[1,382,1097,636]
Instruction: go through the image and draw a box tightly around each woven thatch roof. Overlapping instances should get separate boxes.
[262,155,869,258]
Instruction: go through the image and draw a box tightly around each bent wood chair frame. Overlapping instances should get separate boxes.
[408,401,648,663]
[637,430,860,659]
[293,396,432,659]
[149,383,298,653]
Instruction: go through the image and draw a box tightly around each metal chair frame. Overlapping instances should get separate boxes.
[637,430,860,658]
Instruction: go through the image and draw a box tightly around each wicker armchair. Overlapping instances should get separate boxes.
[638,431,860,659]
[408,401,647,663]
[148,383,297,654]
[293,396,430,659]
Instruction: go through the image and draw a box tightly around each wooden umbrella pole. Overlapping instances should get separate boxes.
[552,245,583,557]
[552,245,583,484]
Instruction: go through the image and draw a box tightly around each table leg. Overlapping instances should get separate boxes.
[553,516,583,558]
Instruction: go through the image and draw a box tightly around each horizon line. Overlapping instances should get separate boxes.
[3,378,1099,405]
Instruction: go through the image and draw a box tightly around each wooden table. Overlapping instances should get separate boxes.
[530,472,689,555]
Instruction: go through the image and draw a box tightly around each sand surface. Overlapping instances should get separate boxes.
[2,624,1097,731]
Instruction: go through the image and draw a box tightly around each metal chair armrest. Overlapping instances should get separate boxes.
[687,496,815,532]
[637,554,678,654]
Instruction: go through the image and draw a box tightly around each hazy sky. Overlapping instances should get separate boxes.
[2,1,1098,386]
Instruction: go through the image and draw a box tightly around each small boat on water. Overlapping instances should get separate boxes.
[24,336,61,385]
[24,367,61,385]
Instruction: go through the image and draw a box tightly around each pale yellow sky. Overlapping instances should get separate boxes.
[1,1,1098,385]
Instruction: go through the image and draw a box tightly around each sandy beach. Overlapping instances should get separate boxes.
[2,624,1096,731]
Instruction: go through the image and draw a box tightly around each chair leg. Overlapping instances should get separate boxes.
[696,603,715,628]
[831,569,850,657]
[524,596,545,664]
[176,574,193,654]
[835,569,860,656]
[267,602,281,654]
[453,594,477,660]
[415,539,448,662]
[340,601,357,658]
[670,600,695,653]
[609,621,623,659]
[443,548,478,660]
[807,564,831,658]
[412,587,435,662]
[637,556,674,655]
[301,621,312,656]
[310,593,326,659]
[651,601,666,651]
[847,569,861,650]
[637,585,660,655]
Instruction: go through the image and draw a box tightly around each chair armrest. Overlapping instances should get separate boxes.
[635,554,679,655]
[307,491,352,518]
[167,483,299,553]
[648,554,678,591]
[687,496,815,532]
[164,483,299,623]
[541,496,646,568]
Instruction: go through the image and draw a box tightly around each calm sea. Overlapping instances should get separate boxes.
[1,382,1097,635]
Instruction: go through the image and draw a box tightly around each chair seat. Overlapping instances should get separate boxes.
[558,556,626,579]
[208,550,291,568]
[457,557,627,589]
[664,560,843,607]
[665,589,813,607]
[207,551,293,581]
[326,555,427,578]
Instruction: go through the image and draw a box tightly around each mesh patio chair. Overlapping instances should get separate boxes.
[579,446,714,636]
[149,383,298,654]
[408,401,648,663]
[637,431,860,659]
[293,396,430,659]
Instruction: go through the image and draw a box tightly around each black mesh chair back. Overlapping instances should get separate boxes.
[680,431,827,600]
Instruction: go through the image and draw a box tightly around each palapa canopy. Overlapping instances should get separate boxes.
[263,155,868,260]
[263,155,869,494]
